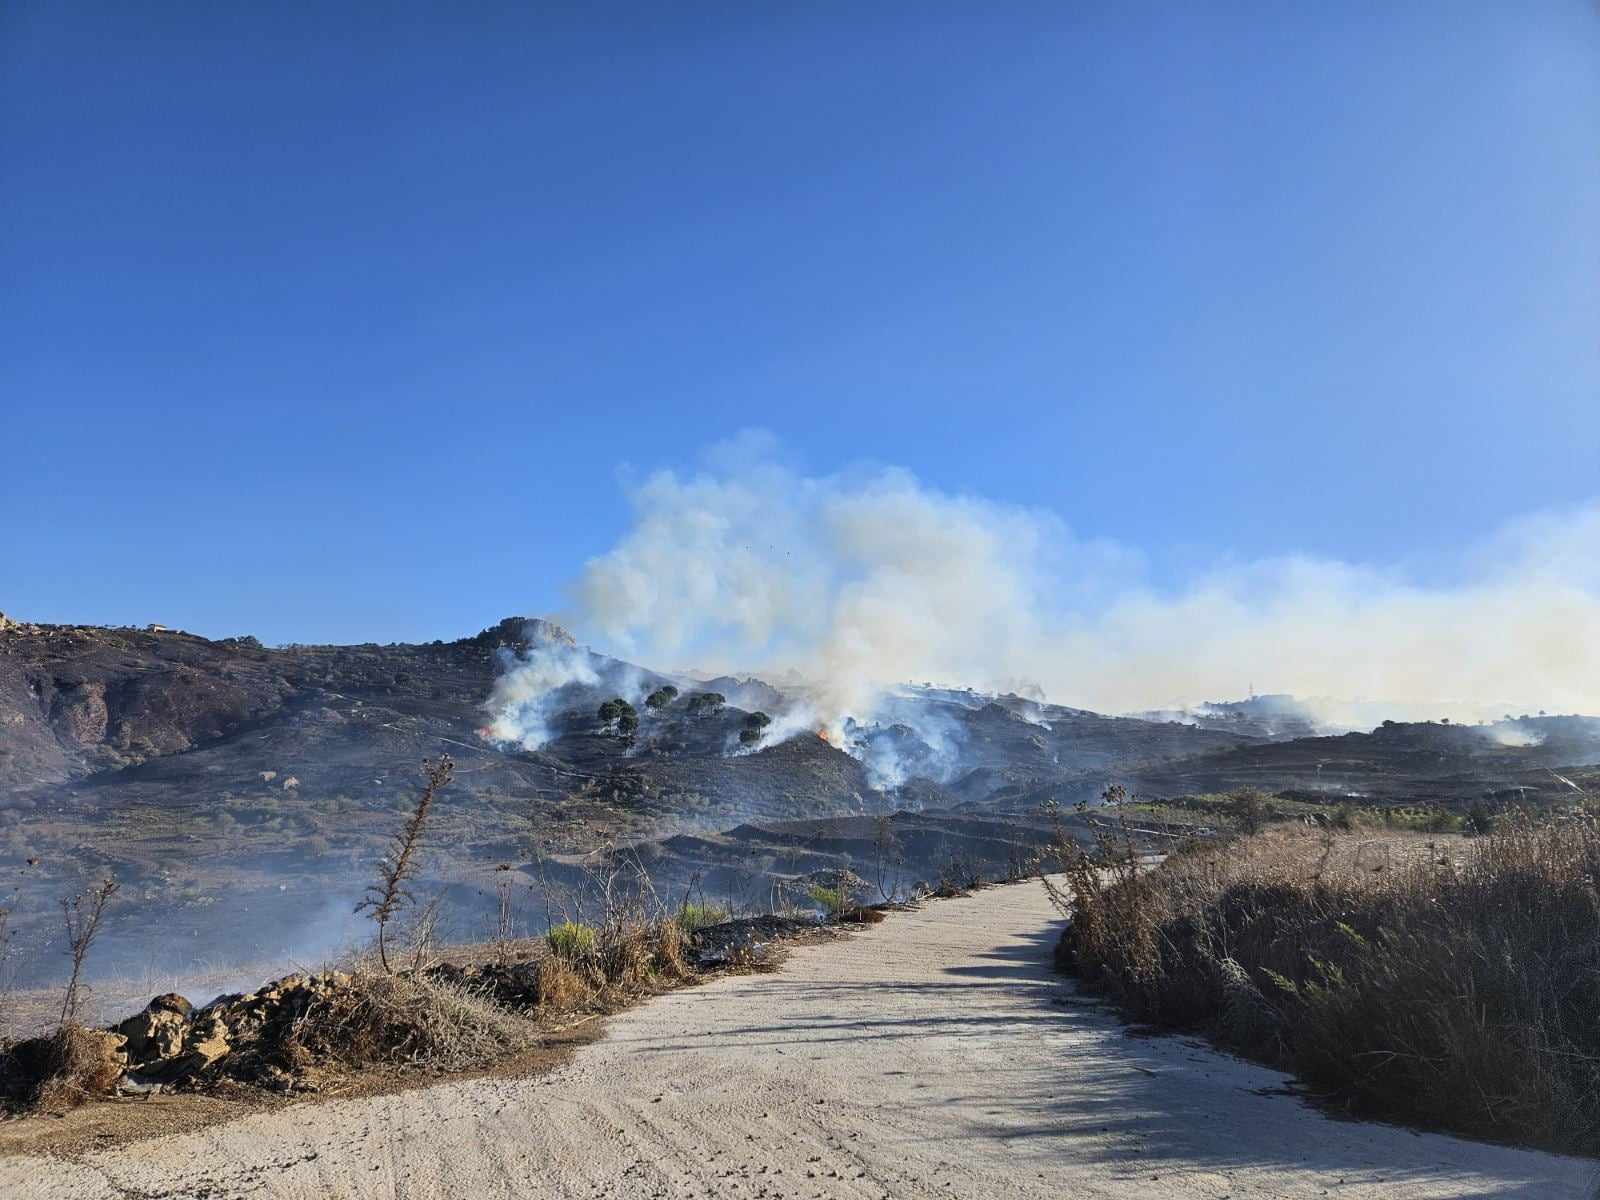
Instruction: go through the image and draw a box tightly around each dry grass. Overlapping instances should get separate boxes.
[288,972,535,1071]
[2,1023,125,1111]
[1053,813,1600,1154]
[534,954,587,1013]
[836,906,886,925]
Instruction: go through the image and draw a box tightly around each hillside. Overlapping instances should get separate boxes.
[3,614,1599,985]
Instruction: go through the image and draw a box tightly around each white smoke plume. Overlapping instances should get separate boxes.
[569,433,1600,726]
[483,637,600,751]
[1483,724,1546,749]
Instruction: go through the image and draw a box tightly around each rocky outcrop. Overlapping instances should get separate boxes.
[0,615,575,795]
[49,681,109,747]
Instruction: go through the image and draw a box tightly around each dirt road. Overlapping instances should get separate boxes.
[6,882,1593,1199]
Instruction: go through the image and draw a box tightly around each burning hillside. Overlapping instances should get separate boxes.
[3,612,1600,994]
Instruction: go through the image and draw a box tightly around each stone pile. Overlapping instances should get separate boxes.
[106,972,357,1095]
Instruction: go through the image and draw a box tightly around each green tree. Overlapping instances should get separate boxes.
[739,711,772,746]
[598,698,638,735]
[686,692,725,717]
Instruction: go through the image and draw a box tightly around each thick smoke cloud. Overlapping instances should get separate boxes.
[570,434,1600,725]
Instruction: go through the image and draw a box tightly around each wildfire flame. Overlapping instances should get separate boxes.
[815,727,832,745]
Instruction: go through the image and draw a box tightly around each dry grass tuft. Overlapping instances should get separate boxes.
[4,1024,125,1111]
[837,906,886,925]
[289,972,535,1072]
[534,954,587,1013]
[1054,812,1600,1153]
[647,917,689,981]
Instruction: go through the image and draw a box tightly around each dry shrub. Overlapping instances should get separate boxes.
[648,917,689,980]
[527,914,685,1013]
[534,954,588,1013]
[837,906,886,925]
[1055,813,1600,1153]
[6,1024,124,1110]
[594,920,651,989]
[290,972,534,1071]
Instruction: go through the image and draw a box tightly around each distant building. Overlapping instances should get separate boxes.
[147,623,169,633]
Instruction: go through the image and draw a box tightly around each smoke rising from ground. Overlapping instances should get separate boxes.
[570,434,1600,724]
[483,638,600,750]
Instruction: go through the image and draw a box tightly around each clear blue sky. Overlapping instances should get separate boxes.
[5,3,1597,645]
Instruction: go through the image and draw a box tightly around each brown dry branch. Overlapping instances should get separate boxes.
[357,755,453,973]
[58,878,118,1029]
[490,864,516,965]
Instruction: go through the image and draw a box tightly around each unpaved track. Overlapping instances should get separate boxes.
[6,883,1593,1199]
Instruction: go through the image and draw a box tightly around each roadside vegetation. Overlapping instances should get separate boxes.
[0,758,712,1115]
[0,759,926,1121]
[1050,807,1600,1153]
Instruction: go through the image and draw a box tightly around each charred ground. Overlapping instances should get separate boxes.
[2,613,1597,991]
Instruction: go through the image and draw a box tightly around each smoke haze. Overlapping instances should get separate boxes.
[568,433,1600,725]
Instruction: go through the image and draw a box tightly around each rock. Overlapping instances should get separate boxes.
[148,992,194,1017]
[117,1004,189,1065]
[166,1014,232,1078]
[49,681,109,746]
[85,1028,129,1070]
[116,1073,168,1096]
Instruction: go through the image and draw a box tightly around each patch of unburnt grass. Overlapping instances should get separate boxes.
[1050,812,1600,1154]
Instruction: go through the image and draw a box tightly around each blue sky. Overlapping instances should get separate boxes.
[5,3,1598,646]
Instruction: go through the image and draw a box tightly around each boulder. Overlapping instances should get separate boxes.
[148,992,194,1017]
[116,1004,188,1065]
[164,1014,232,1079]
[90,1028,129,1069]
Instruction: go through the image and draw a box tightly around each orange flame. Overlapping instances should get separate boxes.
[815,727,832,745]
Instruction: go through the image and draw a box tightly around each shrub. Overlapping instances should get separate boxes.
[807,884,847,917]
[675,902,729,933]
[545,921,596,962]
[1053,815,1600,1153]
[291,972,534,1071]
[1227,787,1269,833]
